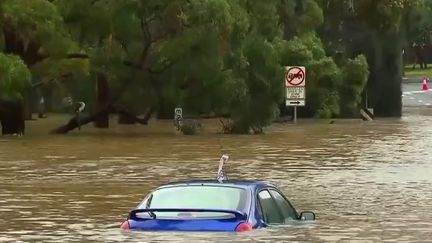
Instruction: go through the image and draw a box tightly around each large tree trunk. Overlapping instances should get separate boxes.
[52,106,152,134]
[24,89,34,120]
[93,73,110,128]
[3,26,46,122]
[52,108,112,134]
[344,28,402,117]
[371,32,403,117]
[0,100,25,135]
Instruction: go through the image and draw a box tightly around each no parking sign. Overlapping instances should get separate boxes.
[285,66,306,87]
[285,66,306,107]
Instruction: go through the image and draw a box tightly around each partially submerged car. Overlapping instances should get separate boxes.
[120,180,316,232]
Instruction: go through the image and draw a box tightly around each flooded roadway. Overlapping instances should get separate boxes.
[1,108,432,242]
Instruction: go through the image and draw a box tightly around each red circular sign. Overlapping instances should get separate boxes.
[285,67,305,86]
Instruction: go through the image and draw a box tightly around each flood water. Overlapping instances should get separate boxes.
[1,110,432,242]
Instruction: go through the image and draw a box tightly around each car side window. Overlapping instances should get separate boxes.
[269,190,298,222]
[258,190,284,224]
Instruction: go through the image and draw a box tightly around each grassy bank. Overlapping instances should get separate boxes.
[404,64,432,78]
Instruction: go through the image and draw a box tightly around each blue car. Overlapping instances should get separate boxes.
[120,180,316,232]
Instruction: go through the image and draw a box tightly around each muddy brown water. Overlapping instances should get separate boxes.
[1,112,432,242]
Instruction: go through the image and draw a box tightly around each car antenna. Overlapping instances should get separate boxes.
[216,154,229,183]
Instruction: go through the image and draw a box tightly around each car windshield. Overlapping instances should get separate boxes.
[137,185,249,219]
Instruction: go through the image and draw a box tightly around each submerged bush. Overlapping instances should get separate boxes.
[179,120,202,135]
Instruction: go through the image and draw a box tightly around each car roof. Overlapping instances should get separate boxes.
[158,180,276,190]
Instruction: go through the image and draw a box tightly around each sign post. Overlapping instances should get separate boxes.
[174,108,183,130]
[285,66,306,123]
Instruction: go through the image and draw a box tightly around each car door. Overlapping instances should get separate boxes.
[257,190,284,225]
[269,189,298,222]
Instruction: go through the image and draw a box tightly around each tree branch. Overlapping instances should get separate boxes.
[50,105,153,134]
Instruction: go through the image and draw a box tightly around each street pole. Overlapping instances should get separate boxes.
[365,89,368,109]
[293,106,297,123]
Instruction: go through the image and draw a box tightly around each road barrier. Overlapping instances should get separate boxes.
[360,108,374,121]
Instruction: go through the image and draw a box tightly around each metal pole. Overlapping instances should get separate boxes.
[365,90,368,109]
[293,106,297,123]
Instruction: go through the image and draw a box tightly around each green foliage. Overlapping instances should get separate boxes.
[0,0,86,107]
[404,0,432,45]
[31,59,90,80]
[307,57,342,118]
[0,0,72,58]
[280,0,324,36]
[279,36,314,66]
[301,33,327,60]
[54,0,290,133]
[1,0,63,38]
[1,0,378,132]
[0,54,31,101]
[339,55,369,117]
[227,35,284,134]
[319,0,415,117]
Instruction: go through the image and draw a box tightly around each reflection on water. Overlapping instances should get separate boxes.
[1,112,432,242]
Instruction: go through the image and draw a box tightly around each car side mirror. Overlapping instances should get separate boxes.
[299,211,316,221]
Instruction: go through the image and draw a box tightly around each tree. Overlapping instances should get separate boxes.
[0,0,86,120]
[339,55,369,117]
[1,0,380,135]
[319,0,419,117]
[51,0,233,131]
[51,0,374,134]
[403,0,432,69]
[50,0,287,134]
[0,53,31,135]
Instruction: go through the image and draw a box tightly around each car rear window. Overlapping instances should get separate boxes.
[137,185,249,219]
